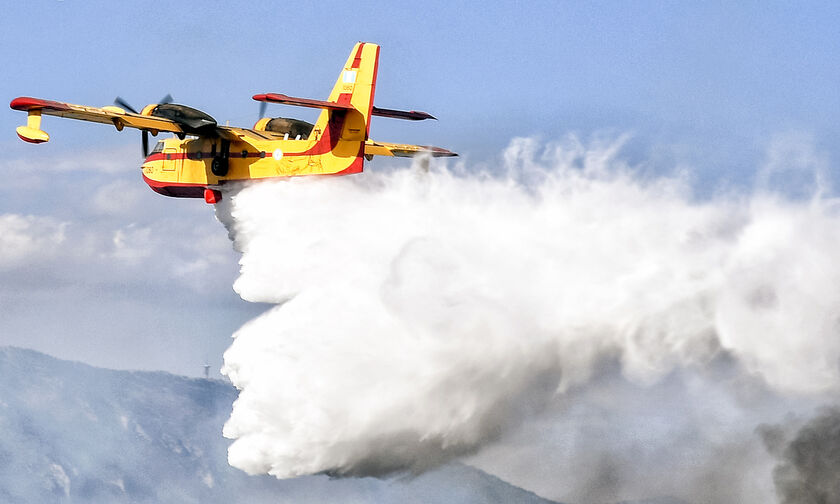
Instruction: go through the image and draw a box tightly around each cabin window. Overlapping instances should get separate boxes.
[151,141,165,154]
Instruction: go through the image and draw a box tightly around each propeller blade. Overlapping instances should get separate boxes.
[114,96,139,114]
[258,101,267,119]
[115,94,172,158]
[142,130,149,158]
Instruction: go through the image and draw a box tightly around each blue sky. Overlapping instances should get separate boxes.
[0,1,838,375]
[3,1,838,163]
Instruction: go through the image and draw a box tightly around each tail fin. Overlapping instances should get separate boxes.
[311,42,380,142]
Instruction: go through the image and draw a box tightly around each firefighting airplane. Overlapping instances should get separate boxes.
[10,42,456,203]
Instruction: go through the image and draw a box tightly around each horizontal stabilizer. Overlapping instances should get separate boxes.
[371,107,436,121]
[252,93,355,111]
[365,140,457,158]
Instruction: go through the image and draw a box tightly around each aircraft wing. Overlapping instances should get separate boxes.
[214,126,285,143]
[365,140,457,158]
[10,97,186,143]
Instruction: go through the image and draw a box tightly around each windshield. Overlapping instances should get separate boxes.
[150,141,165,155]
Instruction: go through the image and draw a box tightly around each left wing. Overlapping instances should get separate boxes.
[10,96,186,143]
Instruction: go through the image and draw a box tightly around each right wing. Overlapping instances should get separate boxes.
[10,97,186,143]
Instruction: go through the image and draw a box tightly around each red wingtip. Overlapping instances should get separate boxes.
[16,132,47,144]
[10,96,70,112]
[10,97,39,111]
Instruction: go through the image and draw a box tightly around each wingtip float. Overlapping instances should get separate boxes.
[10,43,457,204]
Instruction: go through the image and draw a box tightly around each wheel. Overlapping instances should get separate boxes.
[211,157,229,176]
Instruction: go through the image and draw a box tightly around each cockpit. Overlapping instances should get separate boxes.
[253,117,313,140]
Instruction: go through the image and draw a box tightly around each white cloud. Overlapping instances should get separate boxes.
[110,224,155,263]
[0,214,67,270]
[757,131,830,198]
[90,179,148,216]
[1,145,142,176]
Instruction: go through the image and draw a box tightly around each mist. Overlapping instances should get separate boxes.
[215,135,839,503]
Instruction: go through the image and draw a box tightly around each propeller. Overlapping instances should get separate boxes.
[258,100,267,120]
[113,94,174,157]
[114,96,139,114]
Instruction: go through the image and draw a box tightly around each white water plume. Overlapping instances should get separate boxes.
[216,136,840,483]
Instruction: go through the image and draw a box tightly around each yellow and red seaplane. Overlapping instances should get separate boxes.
[10,42,455,203]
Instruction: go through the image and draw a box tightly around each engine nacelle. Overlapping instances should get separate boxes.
[253,117,314,140]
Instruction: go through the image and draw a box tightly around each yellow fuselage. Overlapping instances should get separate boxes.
[142,111,366,200]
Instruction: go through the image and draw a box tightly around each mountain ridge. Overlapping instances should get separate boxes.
[0,346,564,504]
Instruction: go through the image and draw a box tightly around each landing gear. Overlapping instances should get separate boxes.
[210,139,231,176]
[211,157,228,176]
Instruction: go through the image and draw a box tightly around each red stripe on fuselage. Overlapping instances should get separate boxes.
[297,110,347,156]
[328,142,366,176]
[142,173,206,198]
[144,112,349,163]
[146,151,275,162]
[142,156,366,198]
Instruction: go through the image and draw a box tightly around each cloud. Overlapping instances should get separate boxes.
[0,153,249,377]
[0,213,67,270]
[757,132,831,198]
[90,179,149,216]
[0,145,139,176]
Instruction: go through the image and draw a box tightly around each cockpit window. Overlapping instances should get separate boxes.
[150,141,165,154]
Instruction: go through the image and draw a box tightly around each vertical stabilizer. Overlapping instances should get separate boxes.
[311,42,380,143]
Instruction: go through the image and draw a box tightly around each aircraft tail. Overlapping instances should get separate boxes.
[251,43,455,174]
[312,42,380,142]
